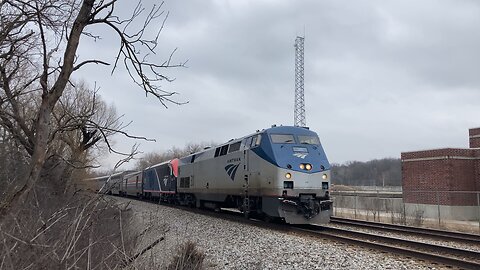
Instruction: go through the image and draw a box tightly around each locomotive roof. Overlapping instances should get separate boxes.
[180,125,318,160]
[263,125,317,136]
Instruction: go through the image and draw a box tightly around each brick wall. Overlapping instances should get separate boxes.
[402,148,475,160]
[448,158,477,205]
[469,127,480,148]
[402,157,449,204]
[401,148,478,206]
[476,149,480,191]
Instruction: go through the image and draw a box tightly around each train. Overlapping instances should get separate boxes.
[87,125,332,224]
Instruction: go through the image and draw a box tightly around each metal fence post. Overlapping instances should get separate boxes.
[477,192,480,232]
[334,197,337,217]
[436,191,441,227]
[354,190,357,219]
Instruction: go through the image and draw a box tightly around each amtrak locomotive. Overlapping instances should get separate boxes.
[91,125,332,224]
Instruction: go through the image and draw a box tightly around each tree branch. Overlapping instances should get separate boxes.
[72,60,110,71]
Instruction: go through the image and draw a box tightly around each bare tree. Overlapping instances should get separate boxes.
[50,80,125,192]
[0,0,185,212]
[0,128,29,199]
[134,142,216,170]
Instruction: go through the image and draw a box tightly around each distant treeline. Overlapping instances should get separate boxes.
[331,158,401,186]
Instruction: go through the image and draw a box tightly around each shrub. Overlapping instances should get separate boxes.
[167,241,205,270]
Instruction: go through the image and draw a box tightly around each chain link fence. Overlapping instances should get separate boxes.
[331,189,480,233]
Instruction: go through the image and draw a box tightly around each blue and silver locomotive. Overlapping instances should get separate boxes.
[91,125,332,224]
[177,125,332,224]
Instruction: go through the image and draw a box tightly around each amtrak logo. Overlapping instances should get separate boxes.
[225,163,240,181]
[293,153,308,159]
[163,176,168,187]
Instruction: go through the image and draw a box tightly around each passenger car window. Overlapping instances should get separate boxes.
[271,134,295,144]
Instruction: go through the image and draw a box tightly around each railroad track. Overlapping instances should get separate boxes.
[292,224,480,270]
[184,208,480,269]
[113,197,480,269]
[331,216,480,245]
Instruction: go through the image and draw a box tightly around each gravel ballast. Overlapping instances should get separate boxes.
[116,197,445,269]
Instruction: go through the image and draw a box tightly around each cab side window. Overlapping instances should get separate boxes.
[250,135,257,148]
[244,137,253,149]
[254,134,261,147]
[243,134,262,149]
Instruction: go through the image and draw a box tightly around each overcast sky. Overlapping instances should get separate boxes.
[74,0,480,169]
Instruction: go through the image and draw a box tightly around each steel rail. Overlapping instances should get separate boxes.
[331,216,480,245]
[294,225,480,270]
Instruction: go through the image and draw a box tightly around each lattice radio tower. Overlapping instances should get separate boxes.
[294,36,306,127]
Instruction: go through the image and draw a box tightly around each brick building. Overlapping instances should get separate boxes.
[401,128,480,220]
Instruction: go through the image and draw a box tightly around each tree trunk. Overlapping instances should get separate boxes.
[0,100,52,213]
[0,0,95,215]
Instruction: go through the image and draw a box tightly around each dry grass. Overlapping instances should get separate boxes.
[0,190,138,269]
[0,173,208,270]
[167,241,206,270]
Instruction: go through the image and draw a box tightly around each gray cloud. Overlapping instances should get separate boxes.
[74,0,480,168]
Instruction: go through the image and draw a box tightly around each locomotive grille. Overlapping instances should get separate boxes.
[180,177,190,188]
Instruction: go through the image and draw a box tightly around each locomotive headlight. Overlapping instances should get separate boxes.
[299,164,305,170]
[322,174,328,180]
[305,164,312,170]
[285,173,292,179]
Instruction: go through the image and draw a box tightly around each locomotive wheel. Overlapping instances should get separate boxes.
[263,214,274,223]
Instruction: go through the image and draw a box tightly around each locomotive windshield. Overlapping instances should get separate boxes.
[298,135,320,145]
[271,134,295,144]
